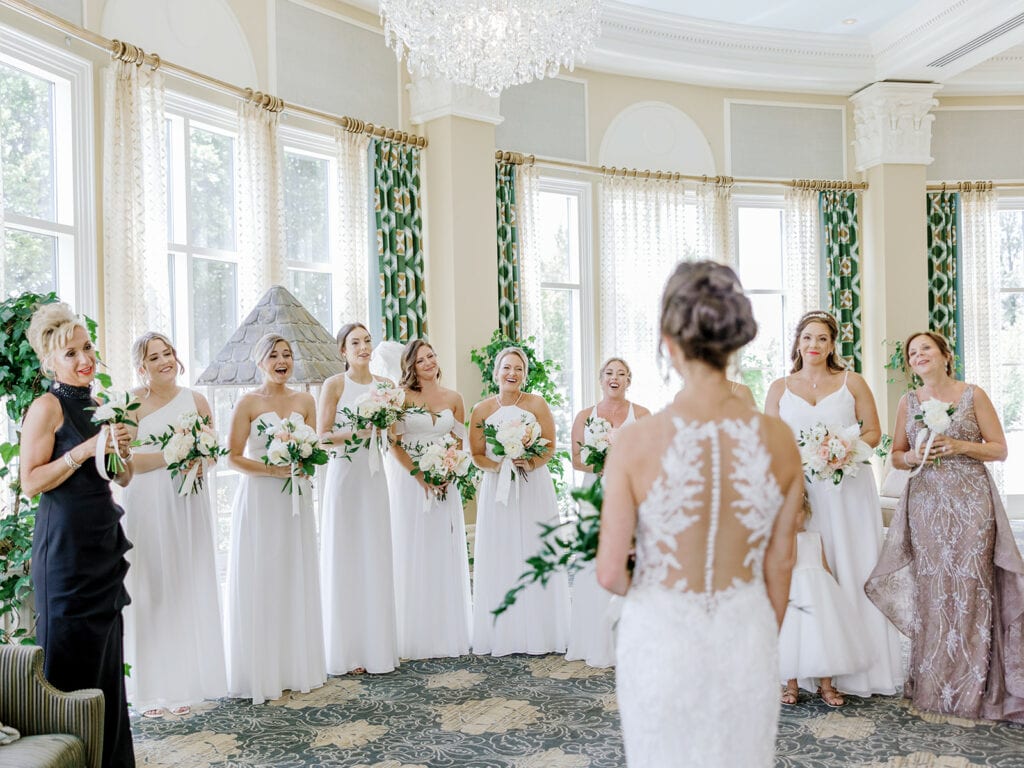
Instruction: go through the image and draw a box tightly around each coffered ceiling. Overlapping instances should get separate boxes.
[350,0,1024,94]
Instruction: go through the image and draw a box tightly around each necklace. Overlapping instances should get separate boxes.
[494,391,524,408]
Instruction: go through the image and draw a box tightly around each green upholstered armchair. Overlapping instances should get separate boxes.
[0,644,103,768]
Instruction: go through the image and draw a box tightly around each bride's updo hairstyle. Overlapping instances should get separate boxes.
[659,260,757,371]
[27,301,89,375]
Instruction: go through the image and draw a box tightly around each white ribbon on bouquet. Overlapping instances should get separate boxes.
[495,457,519,505]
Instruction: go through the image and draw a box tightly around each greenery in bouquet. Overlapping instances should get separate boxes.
[407,435,475,502]
[579,415,613,475]
[492,479,604,617]
[88,389,141,476]
[336,380,426,459]
[480,415,550,482]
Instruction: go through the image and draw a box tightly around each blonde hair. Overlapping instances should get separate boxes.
[27,302,89,375]
[254,333,292,366]
[131,331,184,378]
[492,347,529,383]
[599,356,632,383]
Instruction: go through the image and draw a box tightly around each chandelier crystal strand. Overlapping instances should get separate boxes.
[380,0,602,96]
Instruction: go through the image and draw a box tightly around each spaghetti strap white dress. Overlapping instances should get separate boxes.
[225,411,326,704]
[565,403,635,668]
[321,374,399,674]
[387,408,472,659]
[123,387,227,711]
[778,374,903,696]
[472,403,570,655]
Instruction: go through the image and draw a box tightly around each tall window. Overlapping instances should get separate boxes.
[281,129,338,333]
[165,98,240,383]
[534,179,593,481]
[0,27,94,311]
[998,201,1024,507]
[734,198,789,408]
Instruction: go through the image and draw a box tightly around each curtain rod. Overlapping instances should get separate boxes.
[1,0,427,149]
[496,151,868,191]
[926,181,1024,192]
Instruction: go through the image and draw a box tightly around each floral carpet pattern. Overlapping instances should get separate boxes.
[133,653,1024,768]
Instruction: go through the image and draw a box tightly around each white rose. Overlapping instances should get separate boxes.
[266,440,290,465]
[93,403,117,422]
[299,442,313,458]
[163,433,194,465]
[452,452,472,476]
[197,432,219,454]
[418,452,442,474]
[505,440,526,459]
[178,411,200,430]
[921,400,953,433]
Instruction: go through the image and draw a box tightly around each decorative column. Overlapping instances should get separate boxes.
[850,81,940,430]
[409,76,502,409]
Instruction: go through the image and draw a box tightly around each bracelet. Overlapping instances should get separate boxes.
[64,451,82,470]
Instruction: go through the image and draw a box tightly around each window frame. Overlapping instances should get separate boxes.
[0,23,96,315]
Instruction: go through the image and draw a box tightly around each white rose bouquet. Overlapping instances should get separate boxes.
[481,414,550,483]
[257,417,329,495]
[579,415,614,475]
[89,388,141,477]
[797,423,873,486]
[912,398,957,470]
[136,411,228,495]
[406,434,475,503]
[336,380,428,472]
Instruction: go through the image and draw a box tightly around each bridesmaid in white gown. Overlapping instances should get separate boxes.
[386,340,472,659]
[566,357,650,668]
[318,322,399,674]
[765,310,903,700]
[123,332,226,717]
[598,261,803,768]
[224,334,326,704]
[469,347,570,655]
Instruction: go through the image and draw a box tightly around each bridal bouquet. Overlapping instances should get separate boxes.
[579,415,614,475]
[337,380,416,459]
[797,423,873,485]
[481,414,550,483]
[137,411,228,495]
[913,398,957,468]
[257,416,329,495]
[406,435,475,503]
[89,388,141,477]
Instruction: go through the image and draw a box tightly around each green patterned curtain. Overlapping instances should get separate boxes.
[374,138,427,342]
[926,191,963,372]
[495,162,522,340]
[820,191,863,372]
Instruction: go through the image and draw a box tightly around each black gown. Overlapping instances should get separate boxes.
[32,382,134,767]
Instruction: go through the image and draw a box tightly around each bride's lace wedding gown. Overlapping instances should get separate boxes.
[616,416,785,767]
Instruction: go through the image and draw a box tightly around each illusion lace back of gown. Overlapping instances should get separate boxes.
[617,416,785,768]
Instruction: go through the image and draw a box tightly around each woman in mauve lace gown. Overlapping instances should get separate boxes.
[867,331,1024,723]
[597,261,804,767]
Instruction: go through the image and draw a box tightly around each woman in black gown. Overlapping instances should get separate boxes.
[20,302,135,768]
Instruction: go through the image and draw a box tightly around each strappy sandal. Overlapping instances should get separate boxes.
[817,684,845,707]
[781,683,799,705]
[141,709,163,719]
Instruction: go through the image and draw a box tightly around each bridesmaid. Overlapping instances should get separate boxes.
[469,346,570,655]
[20,302,135,767]
[387,340,472,659]
[765,311,902,700]
[566,357,650,667]
[318,322,399,674]
[123,331,226,717]
[224,334,326,704]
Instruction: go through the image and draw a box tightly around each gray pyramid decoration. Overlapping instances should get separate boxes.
[197,285,344,386]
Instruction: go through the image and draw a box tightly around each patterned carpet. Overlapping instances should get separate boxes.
[133,653,1024,768]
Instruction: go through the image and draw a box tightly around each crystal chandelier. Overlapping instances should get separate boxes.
[379,0,602,97]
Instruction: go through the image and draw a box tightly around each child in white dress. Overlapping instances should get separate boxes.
[779,520,870,707]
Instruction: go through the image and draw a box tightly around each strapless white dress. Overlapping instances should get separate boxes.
[387,408,472,659]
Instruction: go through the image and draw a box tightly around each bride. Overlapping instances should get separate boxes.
[597,261,803,767]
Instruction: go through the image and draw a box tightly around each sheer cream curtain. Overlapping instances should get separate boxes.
[236,99,285,317]
[783,187,821,343]
[335,129,371,327]
[960,187,1003,492]
[599,176,693,411]
[696,182,735,268]
[517,163,544,344]
[102,59,169,386]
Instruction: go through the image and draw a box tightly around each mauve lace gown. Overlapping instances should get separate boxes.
[867,386,1024,722]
